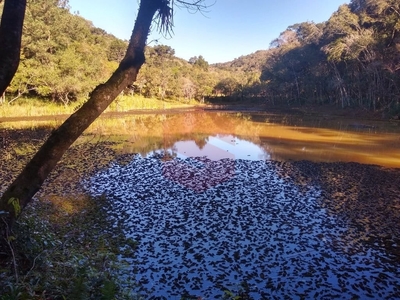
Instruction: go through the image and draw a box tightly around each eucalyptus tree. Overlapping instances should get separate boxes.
[261,26,304,104]
[319,5,356,107]
[0,0,212,229]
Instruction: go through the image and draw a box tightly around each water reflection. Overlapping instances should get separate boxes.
[3,110,400,297]
[149,134,270,161]
[3,110,398,167]
[87,111,400,168]
[80,110,400,298]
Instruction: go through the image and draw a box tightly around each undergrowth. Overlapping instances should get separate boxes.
[0,135,139,299]
[0,193,139,300]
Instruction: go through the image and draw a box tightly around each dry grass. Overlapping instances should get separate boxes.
[0,98,75,117]
[106,95,200,111]
[0,95,201,118]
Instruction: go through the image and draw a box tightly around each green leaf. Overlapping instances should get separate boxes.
[7,197,21,216]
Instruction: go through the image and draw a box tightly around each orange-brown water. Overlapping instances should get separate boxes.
[2,110,399,167]
[92,111,400,168]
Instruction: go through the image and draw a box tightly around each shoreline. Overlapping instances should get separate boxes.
[2,102,400,124]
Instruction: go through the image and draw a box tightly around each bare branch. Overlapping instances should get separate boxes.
[175,0,214,13]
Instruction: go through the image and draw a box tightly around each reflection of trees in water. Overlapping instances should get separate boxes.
[193,135,208,150]
[283,160,400,261]
[115,111,267,156]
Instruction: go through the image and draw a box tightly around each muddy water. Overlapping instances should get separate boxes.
[2,110,399,167]
[85,110,400,168]
[83,111,400,298]
[3,110,400,298]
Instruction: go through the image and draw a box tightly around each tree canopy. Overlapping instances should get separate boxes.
[0,0,228,103]
[214,0,400,113]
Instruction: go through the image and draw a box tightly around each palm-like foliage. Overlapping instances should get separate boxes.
[155,0,213,36]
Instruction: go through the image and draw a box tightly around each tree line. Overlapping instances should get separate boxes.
[0,0,242,104]
[224,0,400,116]
[1,0,399,115]
[1,0,126,105]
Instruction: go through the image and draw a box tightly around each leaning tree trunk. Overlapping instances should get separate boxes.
[0,0,163,228]
[0,0,27,96]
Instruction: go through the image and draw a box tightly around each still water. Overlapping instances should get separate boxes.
[83,110,400,298]
[2,110,400,297]
[89,110,400,168]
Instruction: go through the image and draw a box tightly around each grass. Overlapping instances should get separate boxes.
[0,97,74,118]
[107,95,200,112]
[0,95,202,118]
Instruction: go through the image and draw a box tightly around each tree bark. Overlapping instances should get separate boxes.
[0,0,163,227]
[0,0,27,96]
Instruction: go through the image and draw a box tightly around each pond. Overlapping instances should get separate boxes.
[82,110,400,298]
[3,109,400,298]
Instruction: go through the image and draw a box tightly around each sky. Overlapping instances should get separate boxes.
[67,0,350,64]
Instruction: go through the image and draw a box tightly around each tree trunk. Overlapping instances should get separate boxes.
[0,0,163,228]
[0,0,27,96]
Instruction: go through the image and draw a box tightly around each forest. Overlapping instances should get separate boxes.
[1,0,399,117]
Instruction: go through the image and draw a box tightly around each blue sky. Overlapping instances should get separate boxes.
[68,0,350,63]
